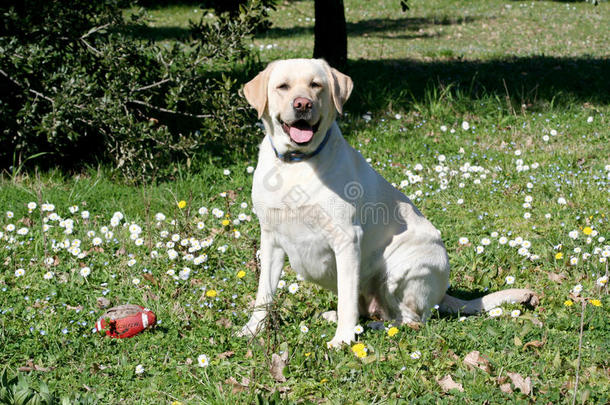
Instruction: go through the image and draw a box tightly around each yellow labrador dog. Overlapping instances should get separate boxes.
[239,58,538,347]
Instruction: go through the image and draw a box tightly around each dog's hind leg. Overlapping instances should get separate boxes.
[390,263,449,326]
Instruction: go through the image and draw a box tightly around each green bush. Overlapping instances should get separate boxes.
[0,0,269,180]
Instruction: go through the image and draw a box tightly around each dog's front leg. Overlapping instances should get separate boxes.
[327,238,361,348]
[238,230,285,338]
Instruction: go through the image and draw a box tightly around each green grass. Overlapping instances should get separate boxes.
[2,0,610,403]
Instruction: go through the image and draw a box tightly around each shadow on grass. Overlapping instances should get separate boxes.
[262,15,482,39]
[344,55,610,114]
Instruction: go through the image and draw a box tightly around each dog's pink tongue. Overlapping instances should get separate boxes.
[289,126,314,143]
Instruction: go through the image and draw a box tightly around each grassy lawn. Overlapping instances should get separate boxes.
[2,0,609,403]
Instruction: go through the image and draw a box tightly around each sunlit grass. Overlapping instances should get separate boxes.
[2,0,609,403]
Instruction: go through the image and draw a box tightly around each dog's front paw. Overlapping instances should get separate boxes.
[326,331,355,349]
[236,322,260,338]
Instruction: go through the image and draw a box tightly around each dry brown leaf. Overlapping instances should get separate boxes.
[225,376,249,393]
[463,351,492,373]
[143,273,158,286]
[500,383,513,393]
[143,291,159,302]
[507,372,532,395]
[18,360,54,372]
[547,272,566,283]
[245,349,253,359]
[447,350,460,361]
[185,357,193,365]
[436,375,464,392]
[96,297,111,309]
[523,340,545,350]
[115,247,126,256]
[218,350,235,360]
[18,217,34,227]
[226,189,238,203]
[270,353,287,382]
[216,318,233,329]
[66,304,83,311]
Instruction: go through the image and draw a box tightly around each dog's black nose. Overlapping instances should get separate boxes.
[293,97,313,111]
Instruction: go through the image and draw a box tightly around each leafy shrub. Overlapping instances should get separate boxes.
[0,0,270,180]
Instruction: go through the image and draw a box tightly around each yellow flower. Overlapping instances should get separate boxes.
[206,289,217,298]
[582,227,593,235]
[304,352,311,357]
[221,219,230,226]
[237,270,246,279]
[564,299,573,307]
[171,402,183,405]
[555,252,563,260]
[387,326,399,337]
[351,343,367,358]
[177,200,187,209]
[352,343,365,352]
[589,299,601,307]
[320,378,328,384]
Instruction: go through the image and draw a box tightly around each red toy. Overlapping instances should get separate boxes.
[96,304,156,338]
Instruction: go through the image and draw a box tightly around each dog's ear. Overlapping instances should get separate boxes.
[243,63,274,119]
[328,67,353,115]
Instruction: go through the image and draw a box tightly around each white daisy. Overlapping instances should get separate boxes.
[80,267,91,277]
[488,307,503,317]
[197,354,209,367]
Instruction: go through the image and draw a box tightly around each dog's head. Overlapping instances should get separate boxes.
[243,59,353,153]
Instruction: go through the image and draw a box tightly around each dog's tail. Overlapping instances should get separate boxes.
[439,288,539,315]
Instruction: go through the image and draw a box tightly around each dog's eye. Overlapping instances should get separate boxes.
[310,82,322,89]
[277,83,289,90]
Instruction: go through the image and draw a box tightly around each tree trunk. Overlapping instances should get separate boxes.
[313,0,347,70]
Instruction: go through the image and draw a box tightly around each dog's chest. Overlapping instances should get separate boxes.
[261,205,339,289]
